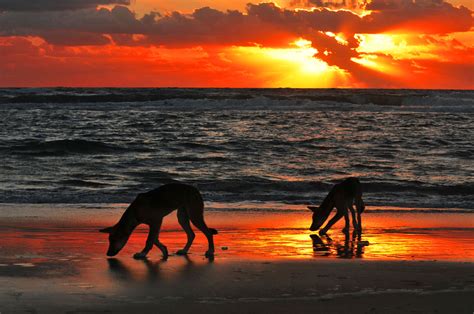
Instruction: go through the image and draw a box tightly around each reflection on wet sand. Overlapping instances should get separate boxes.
[107,255,215,284]
[1,209,473,314]
[311,232,369,259]
[0,211,473,265]
[108,258,165,283]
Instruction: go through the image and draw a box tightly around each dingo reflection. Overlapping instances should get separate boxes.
[311,233,369,258]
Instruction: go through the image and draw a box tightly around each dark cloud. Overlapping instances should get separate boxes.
[143,2,472,46]
[40,31,111,45]
[0,6,142,45]
[0,0,129,11]
[0,2,471,46]
[366,0,443,10]
[290,0,360,9]
[364,0,473,33]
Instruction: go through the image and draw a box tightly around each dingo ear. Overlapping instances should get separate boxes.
[99,226,115,234]
[308,206,318,212]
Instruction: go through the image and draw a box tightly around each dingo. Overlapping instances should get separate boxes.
[308,177,365,235]
[99,183,217,259]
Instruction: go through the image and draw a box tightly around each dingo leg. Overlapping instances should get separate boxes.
[342,207,350,234]
[134,220,162,259]
[349,205,358,230]
[355,197,364,234]
[357,211,362,234]
[188,209,215,258]
[154,235,168,259]
[319,210,343,235]
[176,208,195,255]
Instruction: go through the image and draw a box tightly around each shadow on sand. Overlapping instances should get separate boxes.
[311,231,369,259]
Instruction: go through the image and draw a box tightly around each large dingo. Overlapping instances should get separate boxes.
[99,183,217,259]
[308,177,365,235]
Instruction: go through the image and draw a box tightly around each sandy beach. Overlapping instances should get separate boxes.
[0,204,473,313]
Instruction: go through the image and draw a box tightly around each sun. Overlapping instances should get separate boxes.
[281,38,329,74]
[293,39,329,74]
[233,38,329,75]
[224,38,350,87]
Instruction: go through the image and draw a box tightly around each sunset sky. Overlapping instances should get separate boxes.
[0,0,473,88]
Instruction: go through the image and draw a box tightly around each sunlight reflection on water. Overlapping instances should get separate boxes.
[0,211,473,266]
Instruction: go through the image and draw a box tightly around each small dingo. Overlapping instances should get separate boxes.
[308,177,365,235]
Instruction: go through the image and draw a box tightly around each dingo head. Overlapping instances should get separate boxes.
[308,206,330,231]
[99,225,131,256]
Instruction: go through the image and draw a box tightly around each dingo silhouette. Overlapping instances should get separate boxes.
[100,183,217,259]
[308,177,365,235]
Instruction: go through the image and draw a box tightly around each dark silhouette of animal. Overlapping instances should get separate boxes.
[100,183,217,259]
[308,177,365,235]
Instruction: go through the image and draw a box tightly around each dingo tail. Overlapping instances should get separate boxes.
[209,228,218,235]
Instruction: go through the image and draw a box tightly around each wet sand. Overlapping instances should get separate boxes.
[0,205,473,313]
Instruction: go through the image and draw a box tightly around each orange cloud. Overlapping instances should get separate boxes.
[0,1,472,88]
[0,36,269,87]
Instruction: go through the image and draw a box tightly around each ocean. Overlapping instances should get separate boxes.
[0,88,473,211]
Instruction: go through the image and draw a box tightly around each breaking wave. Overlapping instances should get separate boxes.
[1,88,473,112]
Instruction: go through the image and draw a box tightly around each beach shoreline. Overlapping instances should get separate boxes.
[1,204,473,312]
[1,204,473,261]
